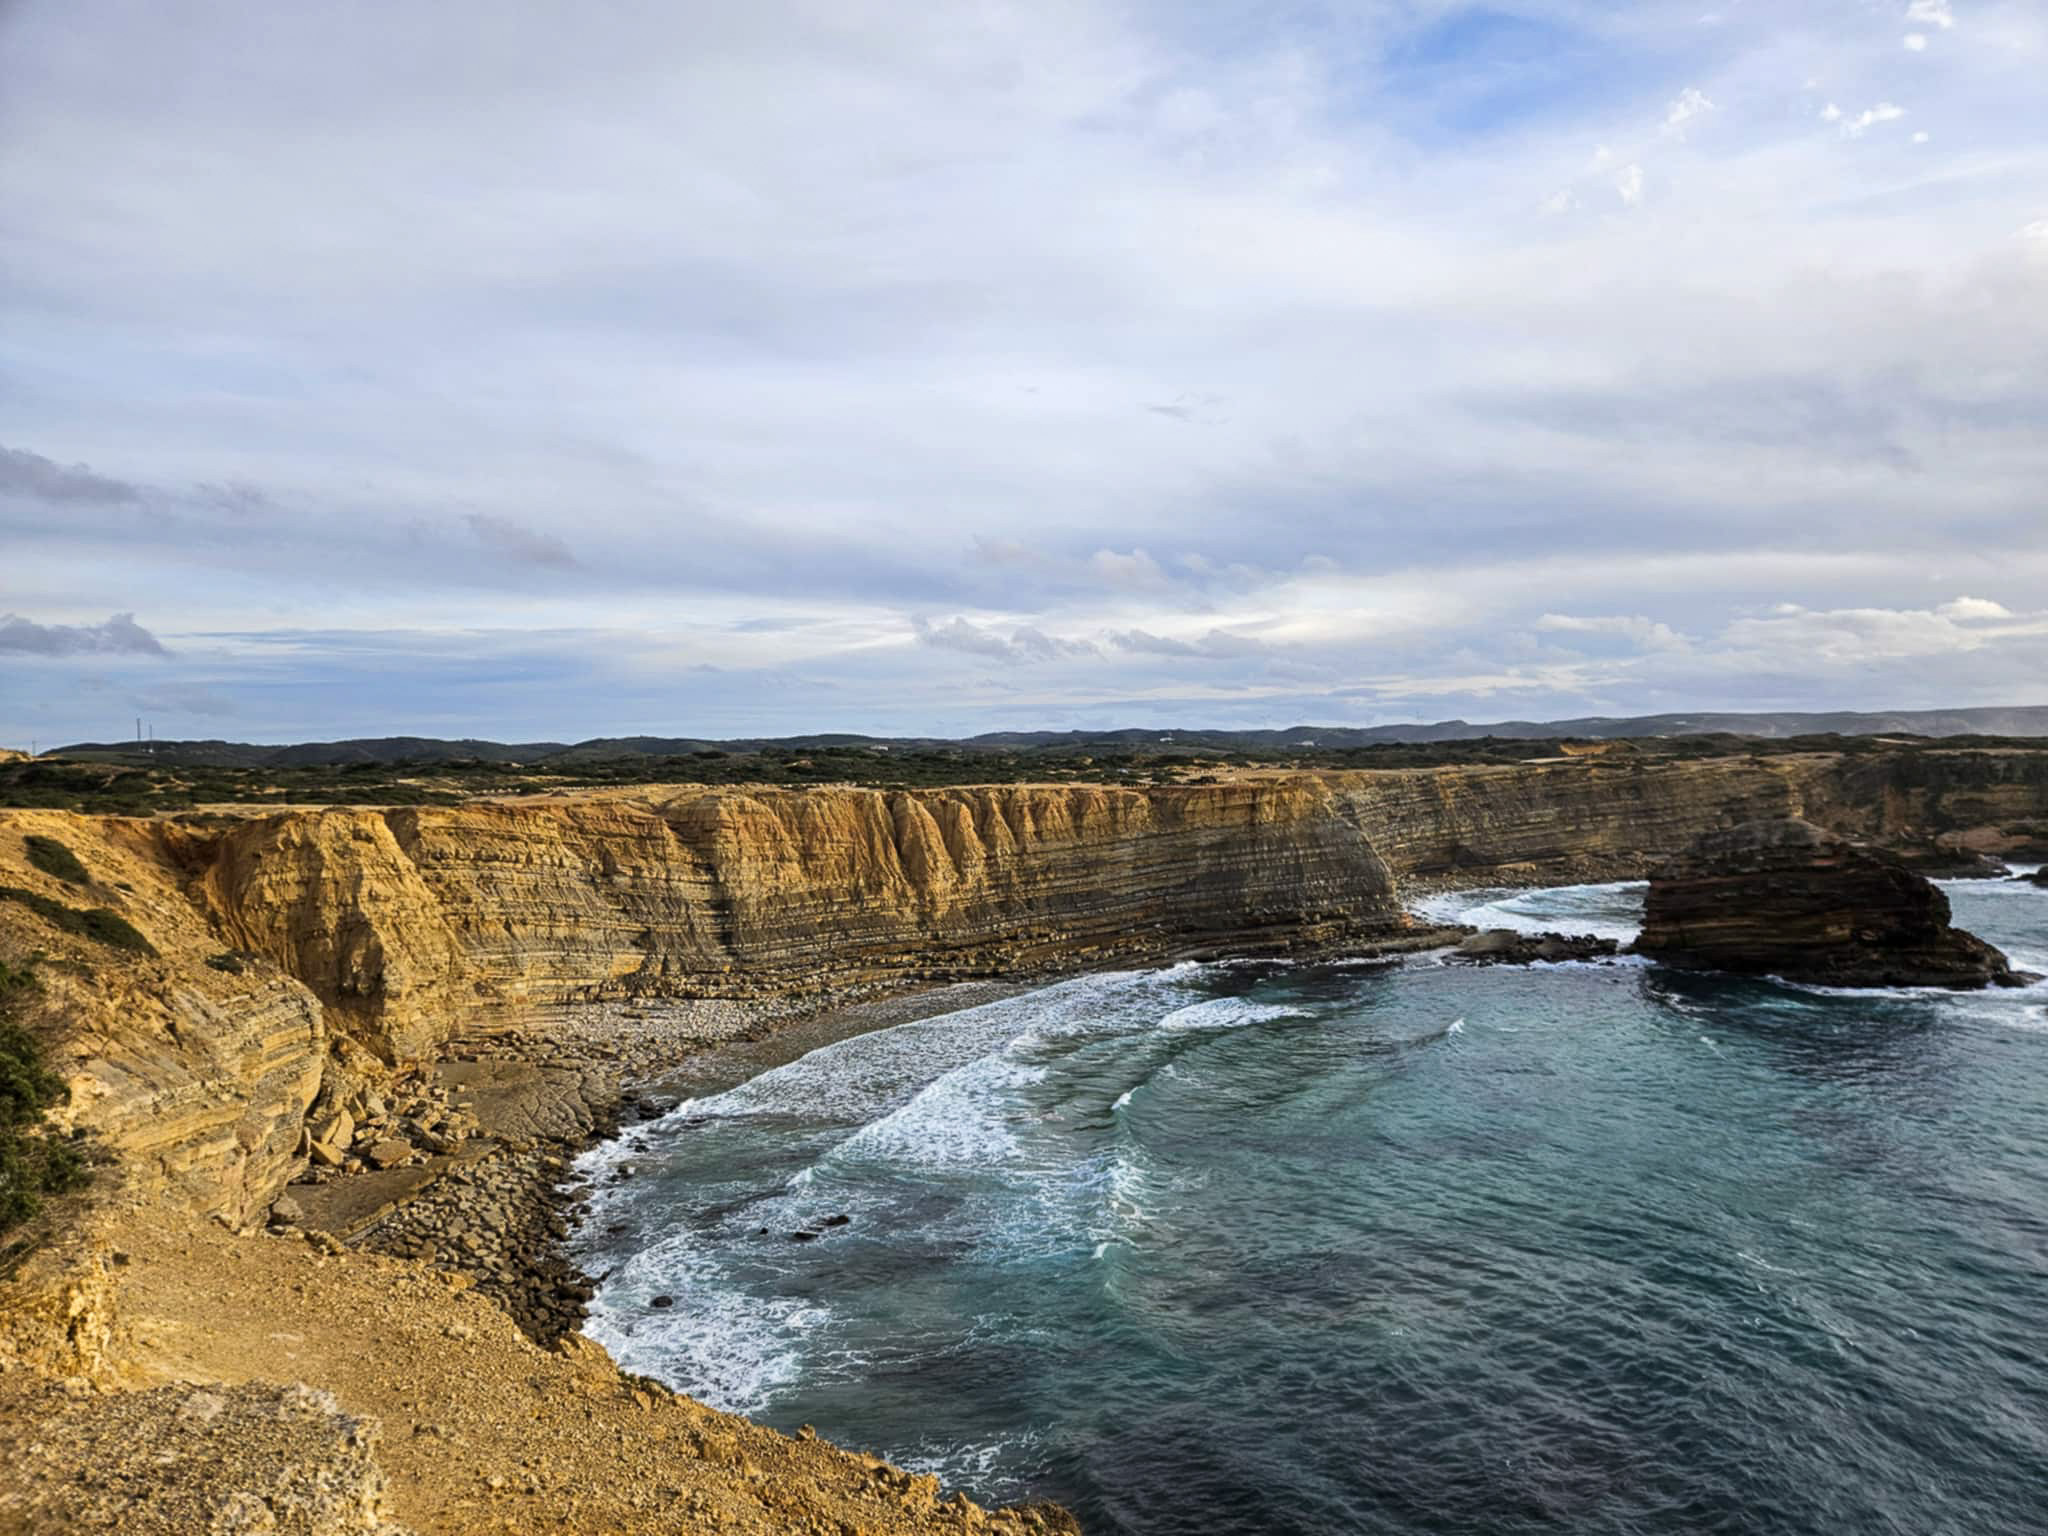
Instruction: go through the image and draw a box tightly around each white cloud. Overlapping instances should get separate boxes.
[1938,597,2014,621]
[1905,1,1956,30]
[3,1,2047,740]
[1089,549,1169,590]
[1662,86,1715,137]
[1536,613,1691,650]
[1820,102,1844,123]
[1840,103,1907,138]
[1904,33,1929,51]
[1722,599,2048,666]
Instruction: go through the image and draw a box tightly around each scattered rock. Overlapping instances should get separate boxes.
[822,1213,851,1228]
[649,1295,674,1309]
[267,1196,304,1228]
[314,1109,355,1152]
[1635,819,2031,989]
[363,1137,414,1170]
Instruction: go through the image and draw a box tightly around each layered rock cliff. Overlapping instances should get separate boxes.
[1,781,1408,1217]
[202,781,1406,1060]
[4,751,2047,1224]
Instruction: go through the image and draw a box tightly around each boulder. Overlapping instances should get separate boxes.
[363,1137,414,1169]
[314,1109,355,1152]
[1635,819,2029,989]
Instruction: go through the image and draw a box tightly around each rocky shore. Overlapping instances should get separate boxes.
[271,985,1038,1344]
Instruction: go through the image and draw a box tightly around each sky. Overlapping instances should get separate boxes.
[2,0,2045,747]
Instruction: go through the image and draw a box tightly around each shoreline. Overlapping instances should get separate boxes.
[314,924,1474,1346]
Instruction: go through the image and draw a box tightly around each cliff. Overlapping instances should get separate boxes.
[3,751,2046,1223]
[0,781,1406,1218]
[202,780,1405,1061]
[1635,819,2025,988]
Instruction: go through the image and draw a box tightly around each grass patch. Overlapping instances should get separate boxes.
[0,958,91,1235]
[0,887,155,956]
[23,835,89,886]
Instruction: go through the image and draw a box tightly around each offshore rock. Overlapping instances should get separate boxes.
[1635,819,2027,989]
[1448,929,1619,965]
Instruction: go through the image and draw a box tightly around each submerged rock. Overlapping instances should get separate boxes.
[1635,819,2029,990]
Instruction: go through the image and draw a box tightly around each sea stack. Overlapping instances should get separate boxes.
[1635,819,2028,989]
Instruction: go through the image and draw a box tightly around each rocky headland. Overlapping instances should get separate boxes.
[1634,819,2030,989]
[4,748,2047,1532]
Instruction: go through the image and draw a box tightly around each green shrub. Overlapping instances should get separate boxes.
[23,835,89,886]
[0,887,156,956]
[0,959,89,1233]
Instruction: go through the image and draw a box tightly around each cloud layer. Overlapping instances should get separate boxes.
[2,0,2045,744]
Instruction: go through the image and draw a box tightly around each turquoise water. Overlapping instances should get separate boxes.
[577,876,2048,1535]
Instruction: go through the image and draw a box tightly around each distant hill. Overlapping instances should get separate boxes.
[43,705,2048,768]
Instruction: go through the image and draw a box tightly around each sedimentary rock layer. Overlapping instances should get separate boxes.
[201,780,1406,1059]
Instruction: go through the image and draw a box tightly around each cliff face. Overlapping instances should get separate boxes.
[1797,750,2048,859]
[1324,749,2048,884]
[202,781,1403,1058]
[0,813,326,1228]
[5,752,2047,1223]
[1324,757,1813,882]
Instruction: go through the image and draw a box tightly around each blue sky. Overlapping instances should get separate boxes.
[2,0,2045,746]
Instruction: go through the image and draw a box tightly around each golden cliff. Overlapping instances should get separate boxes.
[2,750,2045,1223]
[203,780,1405,1061]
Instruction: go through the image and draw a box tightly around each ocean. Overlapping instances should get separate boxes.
[575,874,2048,1535]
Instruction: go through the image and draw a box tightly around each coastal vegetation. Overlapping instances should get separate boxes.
[0,958,90,1241]
[0,886,155,955]
[4,730,2041,817]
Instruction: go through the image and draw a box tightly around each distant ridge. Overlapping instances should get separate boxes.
[41,705,2048,768]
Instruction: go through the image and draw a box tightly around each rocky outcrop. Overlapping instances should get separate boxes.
[1447,930,1620,965]
[0,1378,413,1536]
[0,814,327,1227]
[1634,819,2027,989]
